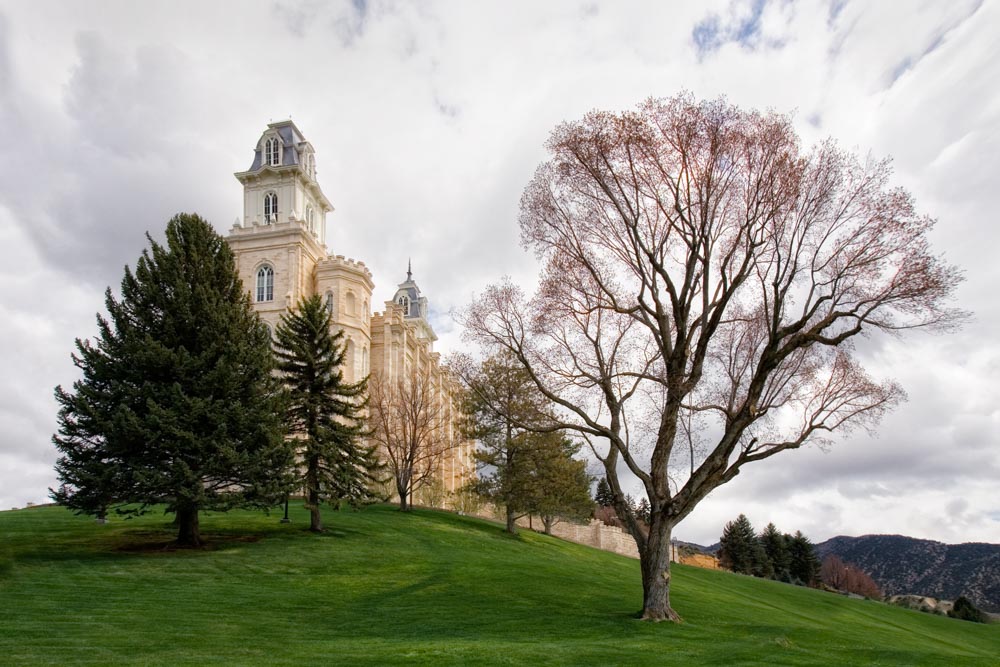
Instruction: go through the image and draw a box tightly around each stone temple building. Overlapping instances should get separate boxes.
[226,120,474,506]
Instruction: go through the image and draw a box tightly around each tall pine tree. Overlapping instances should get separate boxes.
[274,295,383,532]
[52,213,292,545]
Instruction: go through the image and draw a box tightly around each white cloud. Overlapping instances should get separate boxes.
[0,1,997,550]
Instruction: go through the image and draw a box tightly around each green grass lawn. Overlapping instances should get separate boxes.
[1,504,996,665]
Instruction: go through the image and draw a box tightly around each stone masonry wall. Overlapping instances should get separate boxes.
[473,509,679,562]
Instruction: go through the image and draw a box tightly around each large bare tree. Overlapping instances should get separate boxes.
[462,94,963,621]
[368,370,455,511]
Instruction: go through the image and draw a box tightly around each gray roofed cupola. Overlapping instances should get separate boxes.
[233,120,332,244]
[245,120,316,175]
[392,259,437,343]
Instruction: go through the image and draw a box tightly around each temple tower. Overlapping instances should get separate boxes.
[227,120,373,381]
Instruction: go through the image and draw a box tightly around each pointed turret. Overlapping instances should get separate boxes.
[391,261,436,343]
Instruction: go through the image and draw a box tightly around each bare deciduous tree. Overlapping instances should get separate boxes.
[462,94,964,621]
[368,370,455,511]
[821,554,882,599]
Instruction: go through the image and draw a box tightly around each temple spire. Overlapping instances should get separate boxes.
[407,258,412,282]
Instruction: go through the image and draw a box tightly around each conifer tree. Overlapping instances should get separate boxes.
[948,596,987,623]
[526,434,594,535]
[595,478,615,507]
[719,514,765,575]
[457,351,553,534]
[274,295,383,532]
[787,531,821,586]
[636,497,651,524]
[760,522,791,581]
[52,213,292,546]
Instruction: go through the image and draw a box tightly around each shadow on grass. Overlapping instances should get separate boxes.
[114,534,263,553]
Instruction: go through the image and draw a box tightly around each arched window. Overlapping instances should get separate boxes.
[346,291,356,317]
[264,192,278,224]
[397,294,410,315]
[256,265,274,302]
[362,346,369,375]
[266,137,280,166]
[363,299,369,322]
[325,291,334,315]
[306,205,314,233]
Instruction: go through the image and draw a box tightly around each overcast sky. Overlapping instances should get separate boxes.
[1,0,997,547]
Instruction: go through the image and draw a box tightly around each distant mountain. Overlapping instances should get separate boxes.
[816,535,1000,613]
[674,539,718,554]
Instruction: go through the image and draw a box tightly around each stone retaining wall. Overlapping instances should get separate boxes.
[474,509,679,562]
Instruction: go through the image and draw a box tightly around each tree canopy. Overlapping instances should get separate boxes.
[52,213,292,545]
[462,93,963,620]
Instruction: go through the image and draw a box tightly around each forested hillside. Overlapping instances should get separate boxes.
[816,535,1000,612]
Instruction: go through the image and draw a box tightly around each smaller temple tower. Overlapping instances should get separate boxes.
[390,260,437,344]
[371,264,474,500]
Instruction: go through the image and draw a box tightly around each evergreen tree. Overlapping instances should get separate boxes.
[595,478,615,507]
[760,522,791,581]
[719,514,763,575]
[948,596,987,623]
[526,434,594,535]
[752,540,774,579]
[636,497,651,524]
[458,352,553,534]
[787,531,821,586]
[52,213,292,546]
[274,295,383,532]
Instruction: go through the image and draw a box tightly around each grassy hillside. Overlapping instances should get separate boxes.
[1,505,996,666]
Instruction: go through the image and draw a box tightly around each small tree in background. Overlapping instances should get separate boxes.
[274,295,383,532]
[595,478,615,508]
[52,213,292,546]
[368,369,455,511]
[455,352,553,534]
[787,531,821,586]
[636,497,651,525]
[948,596,987,623]
[820,554,882,599]
[527,434,594,534]
[760,523,791,581]
[718,514,768,576]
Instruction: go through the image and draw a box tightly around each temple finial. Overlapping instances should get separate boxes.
[407,258,412,281]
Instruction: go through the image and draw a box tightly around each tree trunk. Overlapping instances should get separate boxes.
[306,464,323,532]
[640,520,681,622]
[308,486,323,532]
[542,515,554,535]
[175,503,201,547]
[505,505,517,534]
[397,479,410,511]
